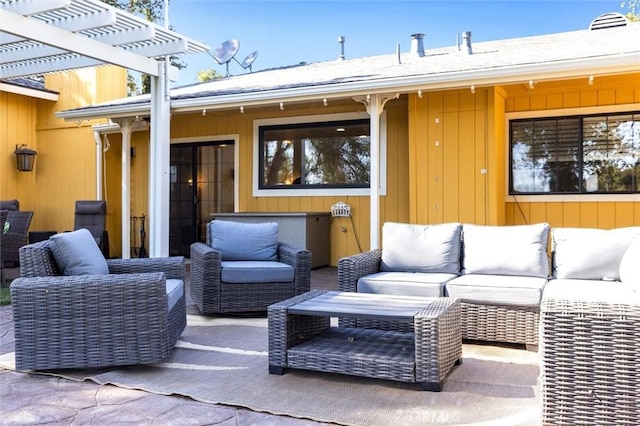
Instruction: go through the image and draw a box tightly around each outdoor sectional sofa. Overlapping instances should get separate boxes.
[338,222,640,349]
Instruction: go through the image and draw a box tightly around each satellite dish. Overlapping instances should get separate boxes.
[208,39,240,76]
[240,51,259,72]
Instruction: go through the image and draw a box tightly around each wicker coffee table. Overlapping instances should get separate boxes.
[268,290,461,391]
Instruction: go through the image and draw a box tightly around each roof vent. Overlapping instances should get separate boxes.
[410,33,425,58]
[589,12,628,30]
[461,31,473,55]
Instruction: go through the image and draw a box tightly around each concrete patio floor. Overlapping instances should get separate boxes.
[0,265,339,426]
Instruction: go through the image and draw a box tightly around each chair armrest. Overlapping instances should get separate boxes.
[337,249,383,292]
[190,242,222,312]
[278,242,311,294]
[107,256,185,280]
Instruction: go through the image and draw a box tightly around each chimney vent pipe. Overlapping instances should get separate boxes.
[410,33,425,58]
[462,31,472,54]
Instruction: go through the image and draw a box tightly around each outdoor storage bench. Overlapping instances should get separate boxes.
[11,229,186,371]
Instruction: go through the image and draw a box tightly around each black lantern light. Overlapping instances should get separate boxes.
[14,144,37,172]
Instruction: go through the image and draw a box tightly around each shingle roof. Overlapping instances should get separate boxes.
[58,20,640,119]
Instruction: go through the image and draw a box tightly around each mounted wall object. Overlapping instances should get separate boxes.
[14,144,37,172]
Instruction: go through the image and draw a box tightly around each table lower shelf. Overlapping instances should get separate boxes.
[271,327,427,385]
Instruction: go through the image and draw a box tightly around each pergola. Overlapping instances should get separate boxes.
[0,0,209,258]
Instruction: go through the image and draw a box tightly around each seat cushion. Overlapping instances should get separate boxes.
[553,227,640,280]
[166,279,184,311]
[357,271,456,297]
[445,274,547,307]
[221,261,294,283]
[380,222,462,274]
[210,220,278,261]
[49,228,108,275]
[462,223,550,278]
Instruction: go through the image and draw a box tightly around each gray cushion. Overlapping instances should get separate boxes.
[445,274,547,307]
[49,228,108,275]
[619,236,640,284]
[462,223,550,278]
[220,261,294,283]
[553,227,640,280]
[357,271,456,297]
[166,279,184,312]
[380,222,462,274]
[210,220,278,261]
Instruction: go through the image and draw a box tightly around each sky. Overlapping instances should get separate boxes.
[167,0,629,87]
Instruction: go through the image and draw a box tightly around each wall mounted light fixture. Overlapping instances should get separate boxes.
[14,144,37,172]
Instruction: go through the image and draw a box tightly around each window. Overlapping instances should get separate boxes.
[259,119,370,189]
[510,112,640,194]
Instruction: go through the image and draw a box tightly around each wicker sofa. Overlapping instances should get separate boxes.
[11,230,187,371]
[338,222,551,348]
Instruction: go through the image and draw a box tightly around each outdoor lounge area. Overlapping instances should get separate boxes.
[2,1,640,424]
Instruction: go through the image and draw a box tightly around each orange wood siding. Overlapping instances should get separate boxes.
[408,88,494,226]
[503,73,640,229]
[169,97,409,264]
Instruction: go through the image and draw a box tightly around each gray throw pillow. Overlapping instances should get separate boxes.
[462,223,550,278]
[49,228,109,275]
[210,220,278,261]
[380,222,462,274]
[553,227,640,280]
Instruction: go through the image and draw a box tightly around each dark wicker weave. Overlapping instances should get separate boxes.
[190,241,311,313]
[338,249,540,346]
[540,281,640,425]
[1,210,33,267]
[11,240,186,371]
[268,290,461,391]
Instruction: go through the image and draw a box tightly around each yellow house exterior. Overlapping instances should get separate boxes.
[8,16,640,265]
[0,67,127,246]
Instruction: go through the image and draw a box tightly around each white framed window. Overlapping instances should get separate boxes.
[253,112,387,197]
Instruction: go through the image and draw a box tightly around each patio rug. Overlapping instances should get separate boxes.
[0,315,541,426]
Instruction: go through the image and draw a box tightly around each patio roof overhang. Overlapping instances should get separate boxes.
[0,0,210,259]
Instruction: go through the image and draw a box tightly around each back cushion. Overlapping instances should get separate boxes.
[462,223,550,278]
[380,222,462,274]
[49,228,109,275]
[553,227,640,280]
[209,220,278,261]
[619,235,640,284]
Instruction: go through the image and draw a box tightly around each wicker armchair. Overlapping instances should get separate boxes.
[1,210,33,268]
[11,240,186,371]
[190,220,311,313]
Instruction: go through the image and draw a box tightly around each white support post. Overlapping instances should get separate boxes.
[92,129,103,200]
[354,93,399,250]
[120,121,132,259]
[149,60,171,257]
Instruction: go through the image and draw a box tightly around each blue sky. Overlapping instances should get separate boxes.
[168,0,627,87]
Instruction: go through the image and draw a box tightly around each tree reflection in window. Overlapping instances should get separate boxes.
[510,112,639,194]
[260,119,370,188]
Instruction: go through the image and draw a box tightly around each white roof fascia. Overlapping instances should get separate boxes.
[0,81,58,101]
[0,9,160,77]
[56,50,640,121]
[170,53,640,112]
